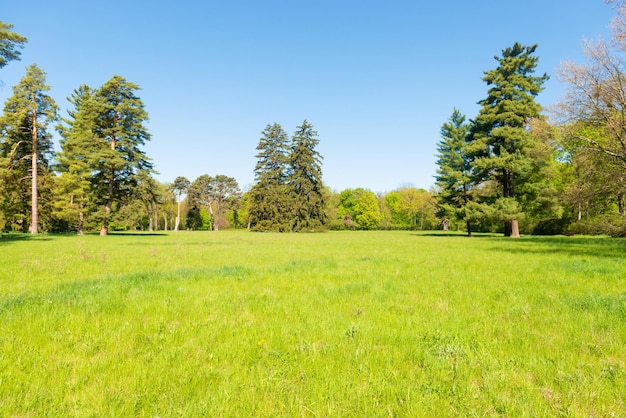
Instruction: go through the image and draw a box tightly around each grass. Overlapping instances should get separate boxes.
[0,231,625,416]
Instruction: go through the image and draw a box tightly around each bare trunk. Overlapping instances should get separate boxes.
[29,107,38,234]
[164,213,168,231]
[618,193,625,216]
[77,209,84,235]
[101,167,114,236]
[510,219,520,238]
[175,200,181,231]
[577,201,582,221]
[466,220,472,237]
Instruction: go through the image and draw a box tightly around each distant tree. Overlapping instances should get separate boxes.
[187,174,214,230]
[468,42,549,237]
[338,188,382,230]
[172,176,190,231]
[248,123,291,231]
[289,120,326,231]
[90,75,152,235]
[209,174,241,230]
[0,64,58,233]
[435,109,474,234]
[0,21,27,70]
[396,187,436,230]
[134,171,162,231]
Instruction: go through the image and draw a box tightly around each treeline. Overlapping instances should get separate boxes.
[3,4,626,237]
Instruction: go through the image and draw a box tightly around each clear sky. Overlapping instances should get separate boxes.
[0,1,616,193]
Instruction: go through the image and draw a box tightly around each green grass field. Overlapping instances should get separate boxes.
[0,231,624,416]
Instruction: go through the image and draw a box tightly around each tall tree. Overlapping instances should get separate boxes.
[91,75,151,235]
[0,63,58,233]
[0,21,27,71]
[289,120,326,231]
[435,109,474,235]
[55,85,97,234]
[248,123,291,231]
[172,176,190,231]
[468,42,549,237]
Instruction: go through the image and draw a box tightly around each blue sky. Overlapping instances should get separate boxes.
[1,1,616,193]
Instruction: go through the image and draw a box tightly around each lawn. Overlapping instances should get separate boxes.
[0,231,624,416]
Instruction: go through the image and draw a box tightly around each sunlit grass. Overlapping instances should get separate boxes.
[0,231,624,416]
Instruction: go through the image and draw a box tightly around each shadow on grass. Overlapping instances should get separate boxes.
[0,233,52,245]
[486,235,626,259]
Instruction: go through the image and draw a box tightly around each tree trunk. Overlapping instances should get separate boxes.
[101,167,114,236]
[510,219,520,238]
[78,209,84,235]
[466,220,472,237]
[618,193,625,216]
[175,200,181,231]
[29,107,38,234]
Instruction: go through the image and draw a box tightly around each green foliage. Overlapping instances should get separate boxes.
[0,21,27,69]
[468,42,549,236]
[435,108,474,233]
[337,188,382,230]
[289,120,326,231]
[0,231,625,415]
[0,64,58,232]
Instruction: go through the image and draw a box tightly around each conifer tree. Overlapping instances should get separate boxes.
[56,85,97,234]
[0,63,58,233]
[435,109,474,235]
[91,75,151,235]
[468,43,548,237]
[289,120,326,231]
[249,123,291,231]
[0,21,27,70]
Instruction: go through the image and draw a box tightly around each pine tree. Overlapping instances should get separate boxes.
[468,43,549,237]
[0,63,58,233]
[91,75,152,235]
[289,120,326,231]
[435,109,474,235]
[0,21,27,70]
[55,85,98,234]
[249,123,291,231]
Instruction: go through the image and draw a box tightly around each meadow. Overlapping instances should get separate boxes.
[0,230,624,417]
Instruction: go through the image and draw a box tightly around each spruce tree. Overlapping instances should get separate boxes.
[0,63,58,233]
[468,43,548,237]
[289,120,326,231]
[435,109,474,235]
[249,123,291,231]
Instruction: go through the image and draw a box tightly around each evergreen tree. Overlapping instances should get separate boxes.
[248,123,291,231]
[468,43,549,237]
[289,120,326,231]
[91,75,151,235]
[435,109,474,235]
[0,63,58,233]
[55,85,98,234]
[0,21,27,70]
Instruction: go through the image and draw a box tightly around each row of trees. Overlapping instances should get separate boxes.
[435,21,626,237]
[3,1,626,236]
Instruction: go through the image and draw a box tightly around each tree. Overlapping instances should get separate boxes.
[56,85,98,234]
[91,75,151,235]
[289,120,326,231]
[0,21,27,71]
[172,176,190,231]
[468,42,549,237]
[0,63,58,233]
[337,188,382,230]
[209,174,241,230]
[435,109,474,235]
[248,123,291,231]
